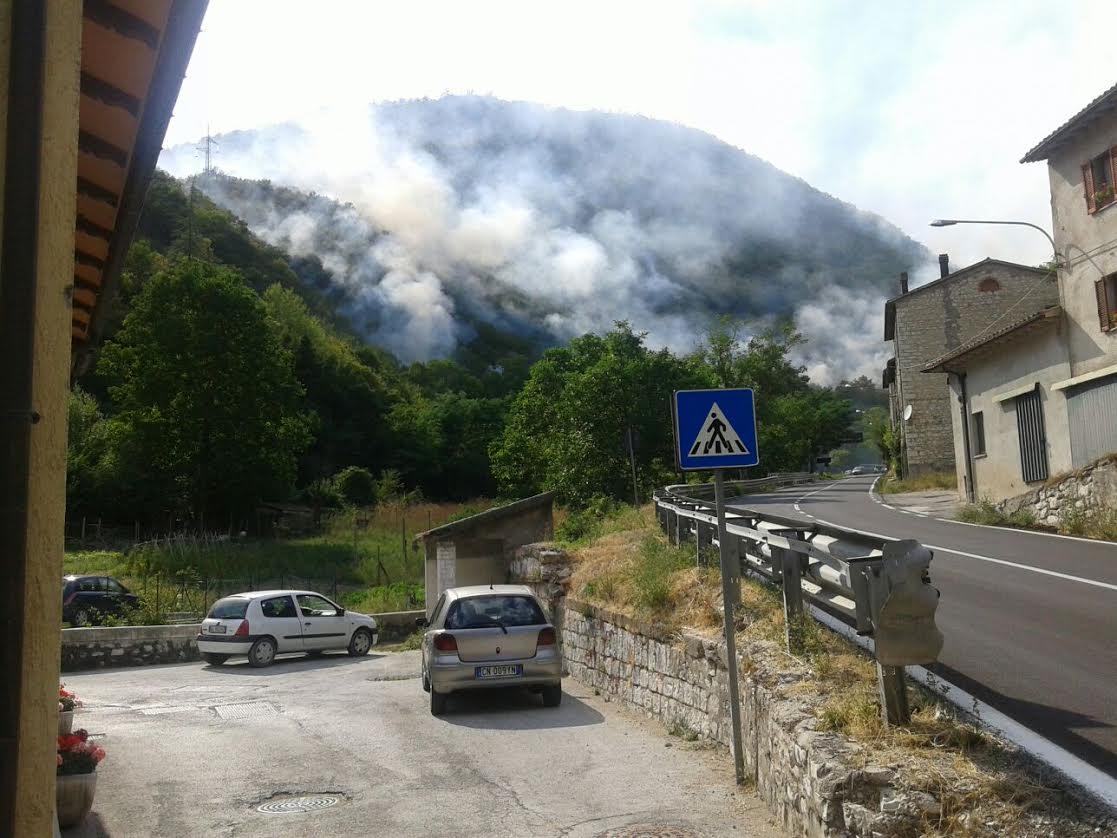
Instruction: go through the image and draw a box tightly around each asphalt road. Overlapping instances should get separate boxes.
[730,476,1117,778]
[60,652,782,838]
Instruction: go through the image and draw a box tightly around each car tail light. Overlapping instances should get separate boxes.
[234,620,250,637]
[433,633,457,652]
[537,627,556,646]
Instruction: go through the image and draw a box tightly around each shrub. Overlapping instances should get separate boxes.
[334,466,376,506]
[957,499,1035,528]
[634,534,691,609]
[556,495,618,542]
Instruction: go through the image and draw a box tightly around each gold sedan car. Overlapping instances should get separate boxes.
[417,585,562,716]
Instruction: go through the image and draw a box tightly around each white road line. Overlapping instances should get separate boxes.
[810,606,1117,810]
[805,513,1117,593]
[866,479,1117,549]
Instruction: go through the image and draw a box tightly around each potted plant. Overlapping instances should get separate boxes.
[1095,185,1115,207]
[58,684,81,735]
[56,729,105,828]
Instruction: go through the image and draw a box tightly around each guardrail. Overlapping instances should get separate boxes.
[653,475,944,723]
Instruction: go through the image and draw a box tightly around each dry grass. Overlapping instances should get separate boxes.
[879,471,958,494]
[567,508,1109,836]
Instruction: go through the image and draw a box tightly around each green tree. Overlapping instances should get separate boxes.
[491,323,711,502]
[97,260,312,524]
[333,466,376,506]
[864,406,901,474]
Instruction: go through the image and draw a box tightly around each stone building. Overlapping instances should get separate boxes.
[925,82,1117,503]
[883,258,1058,478]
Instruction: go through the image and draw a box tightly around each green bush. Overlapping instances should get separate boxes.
[556,495,618,543]
[334,466,376,506]
[343,582,424,614]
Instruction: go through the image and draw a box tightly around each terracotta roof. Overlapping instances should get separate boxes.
[921,306,1062,373]
[883,258,1053,341]
[71,0,207,353]
[1020,82,1117,163]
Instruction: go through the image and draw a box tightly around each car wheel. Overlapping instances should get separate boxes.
[248,637,276,668]
[347,628,373,657]
[422,672,431,693]
[542,684,562,708]
[202,653,228,666]
[72,609,90,628]
[430,689,447,716]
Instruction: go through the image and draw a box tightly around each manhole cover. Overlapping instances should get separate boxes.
[596,826,701,838]
[256,795,342,815]
[214,702,278,720]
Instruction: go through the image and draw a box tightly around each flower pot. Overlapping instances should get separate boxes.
[58,710,74,736]
[56,772,97,828]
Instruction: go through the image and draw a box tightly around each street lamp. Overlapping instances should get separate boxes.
[928,218,1060,266]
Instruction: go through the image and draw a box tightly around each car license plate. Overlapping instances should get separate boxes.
[475,664,521,679]
[208,625,226,634]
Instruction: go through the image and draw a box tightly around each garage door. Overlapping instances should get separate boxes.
[1067,373,1117,468]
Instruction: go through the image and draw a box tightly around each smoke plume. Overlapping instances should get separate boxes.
[159,96,931,382]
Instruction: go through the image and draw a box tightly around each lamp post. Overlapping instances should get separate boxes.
[928,218,1061,266]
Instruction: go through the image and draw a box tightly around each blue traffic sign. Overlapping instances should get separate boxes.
[673,388,759,471]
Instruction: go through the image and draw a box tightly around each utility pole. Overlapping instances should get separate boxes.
[196,124,218,175]
[626,426,640,506]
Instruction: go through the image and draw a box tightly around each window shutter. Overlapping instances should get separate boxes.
[1097,278,1112,332]
[1084,162,1097,213]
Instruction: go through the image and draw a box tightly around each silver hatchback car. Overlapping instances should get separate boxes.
[418,584,562,715]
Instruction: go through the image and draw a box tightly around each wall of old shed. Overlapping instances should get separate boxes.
[892,265,1058,476]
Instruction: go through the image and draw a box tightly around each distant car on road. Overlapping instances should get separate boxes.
[197,590,378,667]
[846,464,885,475]
[62,575,139,626]
[417,584,562,716]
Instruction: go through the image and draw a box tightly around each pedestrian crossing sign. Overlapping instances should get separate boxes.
[673,388,759,471]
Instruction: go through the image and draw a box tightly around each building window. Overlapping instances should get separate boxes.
[1083,148,1117,213]
[978,277,1000,293]
[1097,273,1117,333]
[971,411,986,456]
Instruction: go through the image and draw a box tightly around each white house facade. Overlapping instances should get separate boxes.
[925,83,1117,502]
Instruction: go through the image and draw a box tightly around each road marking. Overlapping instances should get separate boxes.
[810,606,1117,809]
[805,513,1117,592]
[867,478,1117,549]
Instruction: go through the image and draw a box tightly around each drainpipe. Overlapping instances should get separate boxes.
[953,372,976,503]
[0,0,45,831]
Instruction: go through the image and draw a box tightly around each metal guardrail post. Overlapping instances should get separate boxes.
[772,544,803,653]
[876,662,910,726]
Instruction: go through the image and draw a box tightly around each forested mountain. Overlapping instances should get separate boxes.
[160,95,930,384]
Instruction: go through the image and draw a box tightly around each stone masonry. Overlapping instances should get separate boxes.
[999,454,1117,526]
[563,600,935,838]
[886,260,1058,477]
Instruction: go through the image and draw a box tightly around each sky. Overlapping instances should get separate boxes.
[166,0,1111,279]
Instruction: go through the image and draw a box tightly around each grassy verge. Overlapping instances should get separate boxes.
[956,499,1037,528]
[567,506,1104,836]
[878,470,957,494]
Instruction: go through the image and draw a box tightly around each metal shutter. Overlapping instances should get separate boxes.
[1067,374,1117,468]
[1016,388,1048,483]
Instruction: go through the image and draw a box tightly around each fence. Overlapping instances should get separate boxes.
[653,475,944,723]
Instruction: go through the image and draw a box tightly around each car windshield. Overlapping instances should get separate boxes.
[207,598,249,620]
[445,595,546,629]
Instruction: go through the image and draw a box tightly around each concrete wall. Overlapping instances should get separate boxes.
[563,601,935,837]
[6,5,83,835]
[947,325,1074,500]
[1047,118,1117,379]
[892,264,1058,476]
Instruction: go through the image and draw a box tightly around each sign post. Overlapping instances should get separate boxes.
[673,388,759,785]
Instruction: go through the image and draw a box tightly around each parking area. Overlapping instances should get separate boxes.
[61,651,783,837]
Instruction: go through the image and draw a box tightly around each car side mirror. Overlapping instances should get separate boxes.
[415,617,428,628]
[337,608,345,616]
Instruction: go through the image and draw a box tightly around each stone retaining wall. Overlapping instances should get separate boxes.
[60,610,423,671]
[1000,454,1117,526]
[562,600,928,838]
[61,624,201,671]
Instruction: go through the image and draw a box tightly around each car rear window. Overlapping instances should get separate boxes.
[445,595,546,629]
[207,597,249,620]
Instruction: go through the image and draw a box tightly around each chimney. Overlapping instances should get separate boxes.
[938,253,950,278]
[899,272,909,295]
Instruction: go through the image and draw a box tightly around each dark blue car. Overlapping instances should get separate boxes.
[62,575,139,626]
